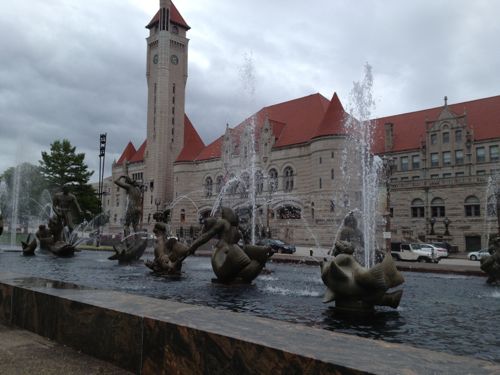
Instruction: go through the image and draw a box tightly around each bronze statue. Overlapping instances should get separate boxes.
[114,175,142,237]
[21,234,37,256]
[45,215,75,257]
[333,212,363,256]
[35,224,53,251]
[187,207,274,284]
[145,223,190,276]
[321,241,404,312]
[108,232,148,263]
[480,234,500,284]
[52,185,83,233]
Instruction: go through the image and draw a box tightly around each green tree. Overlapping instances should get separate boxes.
[39,139,99,218]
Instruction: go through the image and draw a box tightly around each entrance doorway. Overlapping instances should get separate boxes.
[465,235,481,252]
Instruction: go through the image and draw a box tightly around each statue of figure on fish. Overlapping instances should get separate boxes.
[187,207,274,284]
[145,222,190,276]
[321,241,404,312]
[480,234,500,285]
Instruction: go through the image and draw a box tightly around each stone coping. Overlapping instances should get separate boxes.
[0,272,498,374]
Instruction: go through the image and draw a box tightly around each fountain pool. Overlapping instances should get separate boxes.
[0,249,498,363]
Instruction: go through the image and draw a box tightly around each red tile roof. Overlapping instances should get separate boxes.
[176,115,205,162]
[312,92,348,139]
[116,142,136,165]
[185,93,331,162]
[129,140,146,163]
[146,2,190,30]
[371,95,500,154]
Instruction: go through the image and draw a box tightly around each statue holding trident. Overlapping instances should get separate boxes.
[114,175,142,237]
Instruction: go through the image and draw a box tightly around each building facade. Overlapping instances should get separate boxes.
[107,1,500,252]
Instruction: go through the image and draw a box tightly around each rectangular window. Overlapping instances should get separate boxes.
[432,206,445,217]
[400,156,409,171]
[431,134,437,145]
[443,173,452,178]
[412,176,420,180]
[490,145,499,162]
[455,172,464,177]
[401,177,409,181]
[331,151,335,158]
[431,153,439,167]
[431,174,439,179]
[476,147,485,162]
[477,170,486,175]
[319,178,322,189]
[455,150,463,165]
[412,155,420,169]
[455,129,462,142]
[442,151,451,166]
[319,157,322,164]
[411,207,425,218]
[331,169,334,180]
[442,132,449,143]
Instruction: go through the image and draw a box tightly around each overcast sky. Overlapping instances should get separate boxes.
[1,0,499,182]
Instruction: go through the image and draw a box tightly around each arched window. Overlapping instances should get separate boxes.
[283,166,294,192]
[215,175,223,194]
[204,176,213,197]
[255,171,264,195]
[268,169,278,192]
[411,198,425,218]
[278,205,301,219]
[180,209,186,223]
[464,196,480,217]
[431,197,445,217]
[311,202,315,219]
[487,195,497,216]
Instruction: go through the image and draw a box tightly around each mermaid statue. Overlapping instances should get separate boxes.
[187,207,274,284]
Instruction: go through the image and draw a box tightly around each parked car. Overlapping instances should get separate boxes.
[391,242,438,263]
[468,249,490,261]
[430,241,456,253]
[257,238,296,254]
[421,244,448,259]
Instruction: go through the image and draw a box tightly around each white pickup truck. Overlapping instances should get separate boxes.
[391,243,439,263]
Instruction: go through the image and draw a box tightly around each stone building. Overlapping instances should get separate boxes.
[107,0,500,252]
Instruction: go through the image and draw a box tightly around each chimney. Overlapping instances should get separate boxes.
[384,122,394,152]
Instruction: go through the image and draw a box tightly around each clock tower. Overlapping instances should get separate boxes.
[144,0,189,220]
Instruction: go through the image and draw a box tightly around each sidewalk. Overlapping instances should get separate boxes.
[0,323,131,375]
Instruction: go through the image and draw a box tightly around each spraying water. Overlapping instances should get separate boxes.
[338,63,382,267]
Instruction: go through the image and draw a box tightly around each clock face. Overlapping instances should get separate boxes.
[170,54,179,65]
[153,54,159,64]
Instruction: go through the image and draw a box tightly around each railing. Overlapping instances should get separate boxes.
[391,175,490,189]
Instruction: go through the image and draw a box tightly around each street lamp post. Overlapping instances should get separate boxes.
[383,156,396,252]
[97,133,107,247]
[495,186,500,236]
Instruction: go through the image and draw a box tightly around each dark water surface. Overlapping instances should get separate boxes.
[1,249,499,363]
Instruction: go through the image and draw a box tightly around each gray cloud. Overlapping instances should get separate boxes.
[1,0,499,181]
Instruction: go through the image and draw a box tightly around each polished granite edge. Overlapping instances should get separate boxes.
[0,272,498,375]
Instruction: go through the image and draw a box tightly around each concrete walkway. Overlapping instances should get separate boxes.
[0,323,131,375]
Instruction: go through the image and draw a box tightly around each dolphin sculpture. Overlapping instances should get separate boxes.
[109,232,148,263]
[321,241,404,311]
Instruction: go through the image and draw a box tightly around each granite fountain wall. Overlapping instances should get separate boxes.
[0,272,498,375]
